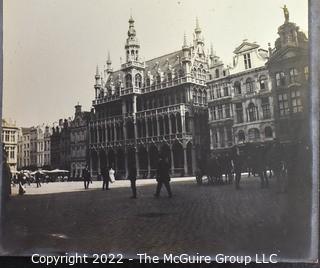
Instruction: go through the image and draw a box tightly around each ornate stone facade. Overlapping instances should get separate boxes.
[89,17,209,178]
[70,104,90,179]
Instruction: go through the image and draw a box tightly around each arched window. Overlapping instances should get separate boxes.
[247,102,257,122]
[265,126,273,138]
[234,81,241,95]
[246,77,254,93]
[215,69,219,78]
[179,69,184,78]
[167,72,172,82]
[238,130,245,142]
[135,73,142,88]
[259,75,267,90]
[125,74,132,88]
[248,128,260,142]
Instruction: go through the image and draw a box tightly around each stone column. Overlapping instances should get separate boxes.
[210,128,213,149]
[156,116,160,136]
[124,149,128,178]
[191,145,196,175]
[181,113,186,133]
[135,148,140,178]
[147,148,151,178]
[104,121,108,143]
[216,128,221,148]
[114,121,118,141]
[183,146,188,175]
[96,124,100,144]
[89,150,93,177]
[170,146,175,175]
[145,117,149,138]
[175,115,179,134]
[133,95,138,140]
[114,151,118,171]
[97,151,101,176]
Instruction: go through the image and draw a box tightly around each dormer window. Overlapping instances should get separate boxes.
[244,53,251,69]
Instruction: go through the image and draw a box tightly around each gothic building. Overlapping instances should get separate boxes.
[207,6,308,155]
[50,119,72,171]
[70,104,90,179]
[89,17,209,178]
[266,7,309,143]
[230,41,275,146]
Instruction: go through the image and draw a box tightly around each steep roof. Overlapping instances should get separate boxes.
[105,49,184,86]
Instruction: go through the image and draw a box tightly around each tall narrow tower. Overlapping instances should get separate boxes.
[125,15,140,62]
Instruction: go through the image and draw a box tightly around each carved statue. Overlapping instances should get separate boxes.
[282,5,289,23]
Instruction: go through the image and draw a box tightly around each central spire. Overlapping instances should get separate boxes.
[125,14,140,63]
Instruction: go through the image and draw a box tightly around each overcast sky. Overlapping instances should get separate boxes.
[3,0,308,127]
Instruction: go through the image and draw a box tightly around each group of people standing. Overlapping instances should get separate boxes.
[197,142,288,191]
[83,156,173,199]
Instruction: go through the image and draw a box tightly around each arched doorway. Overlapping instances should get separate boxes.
[186,142,193,175]
[107,149,116,169]
[172,141,184,176]
[91,150,98,176]
[149,145,159,178]
[138,146,148,178]
[99,149,107,176]
[116,148,125,179]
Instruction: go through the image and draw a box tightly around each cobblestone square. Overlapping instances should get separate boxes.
[3,176,310,261]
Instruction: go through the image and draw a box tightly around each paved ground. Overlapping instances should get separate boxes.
[3,175,311,260]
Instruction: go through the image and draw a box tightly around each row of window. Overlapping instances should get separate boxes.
[209,104,232,121]
[137,91,187,111]
[5,146,16,160]
[237,127,273,142]
[278,90,303,116]
[208,83,230,100]
[275,66,309,87]
[124,69,186,89]
[2,130,17,143]
[233,75,268,95]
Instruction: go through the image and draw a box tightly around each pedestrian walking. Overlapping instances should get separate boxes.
[35,171,41,188]
[109,166,115,185]
[101,166,111,190]
[233,147,243,190]
[254,145,268,188]
[154,156,172,198]
[128,164,137,198]
[225,153,233,184]
[82,166,91,189]
[18,171,26,195]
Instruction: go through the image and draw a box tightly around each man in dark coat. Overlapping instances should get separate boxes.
[154,156,172,198]
[233,147,243,190]
[128,164,137,198]
[35,171,41,188]
[101,166,111,190]
[82,166,91,189]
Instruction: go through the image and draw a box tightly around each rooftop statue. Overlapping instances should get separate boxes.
[282,5,289,23]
